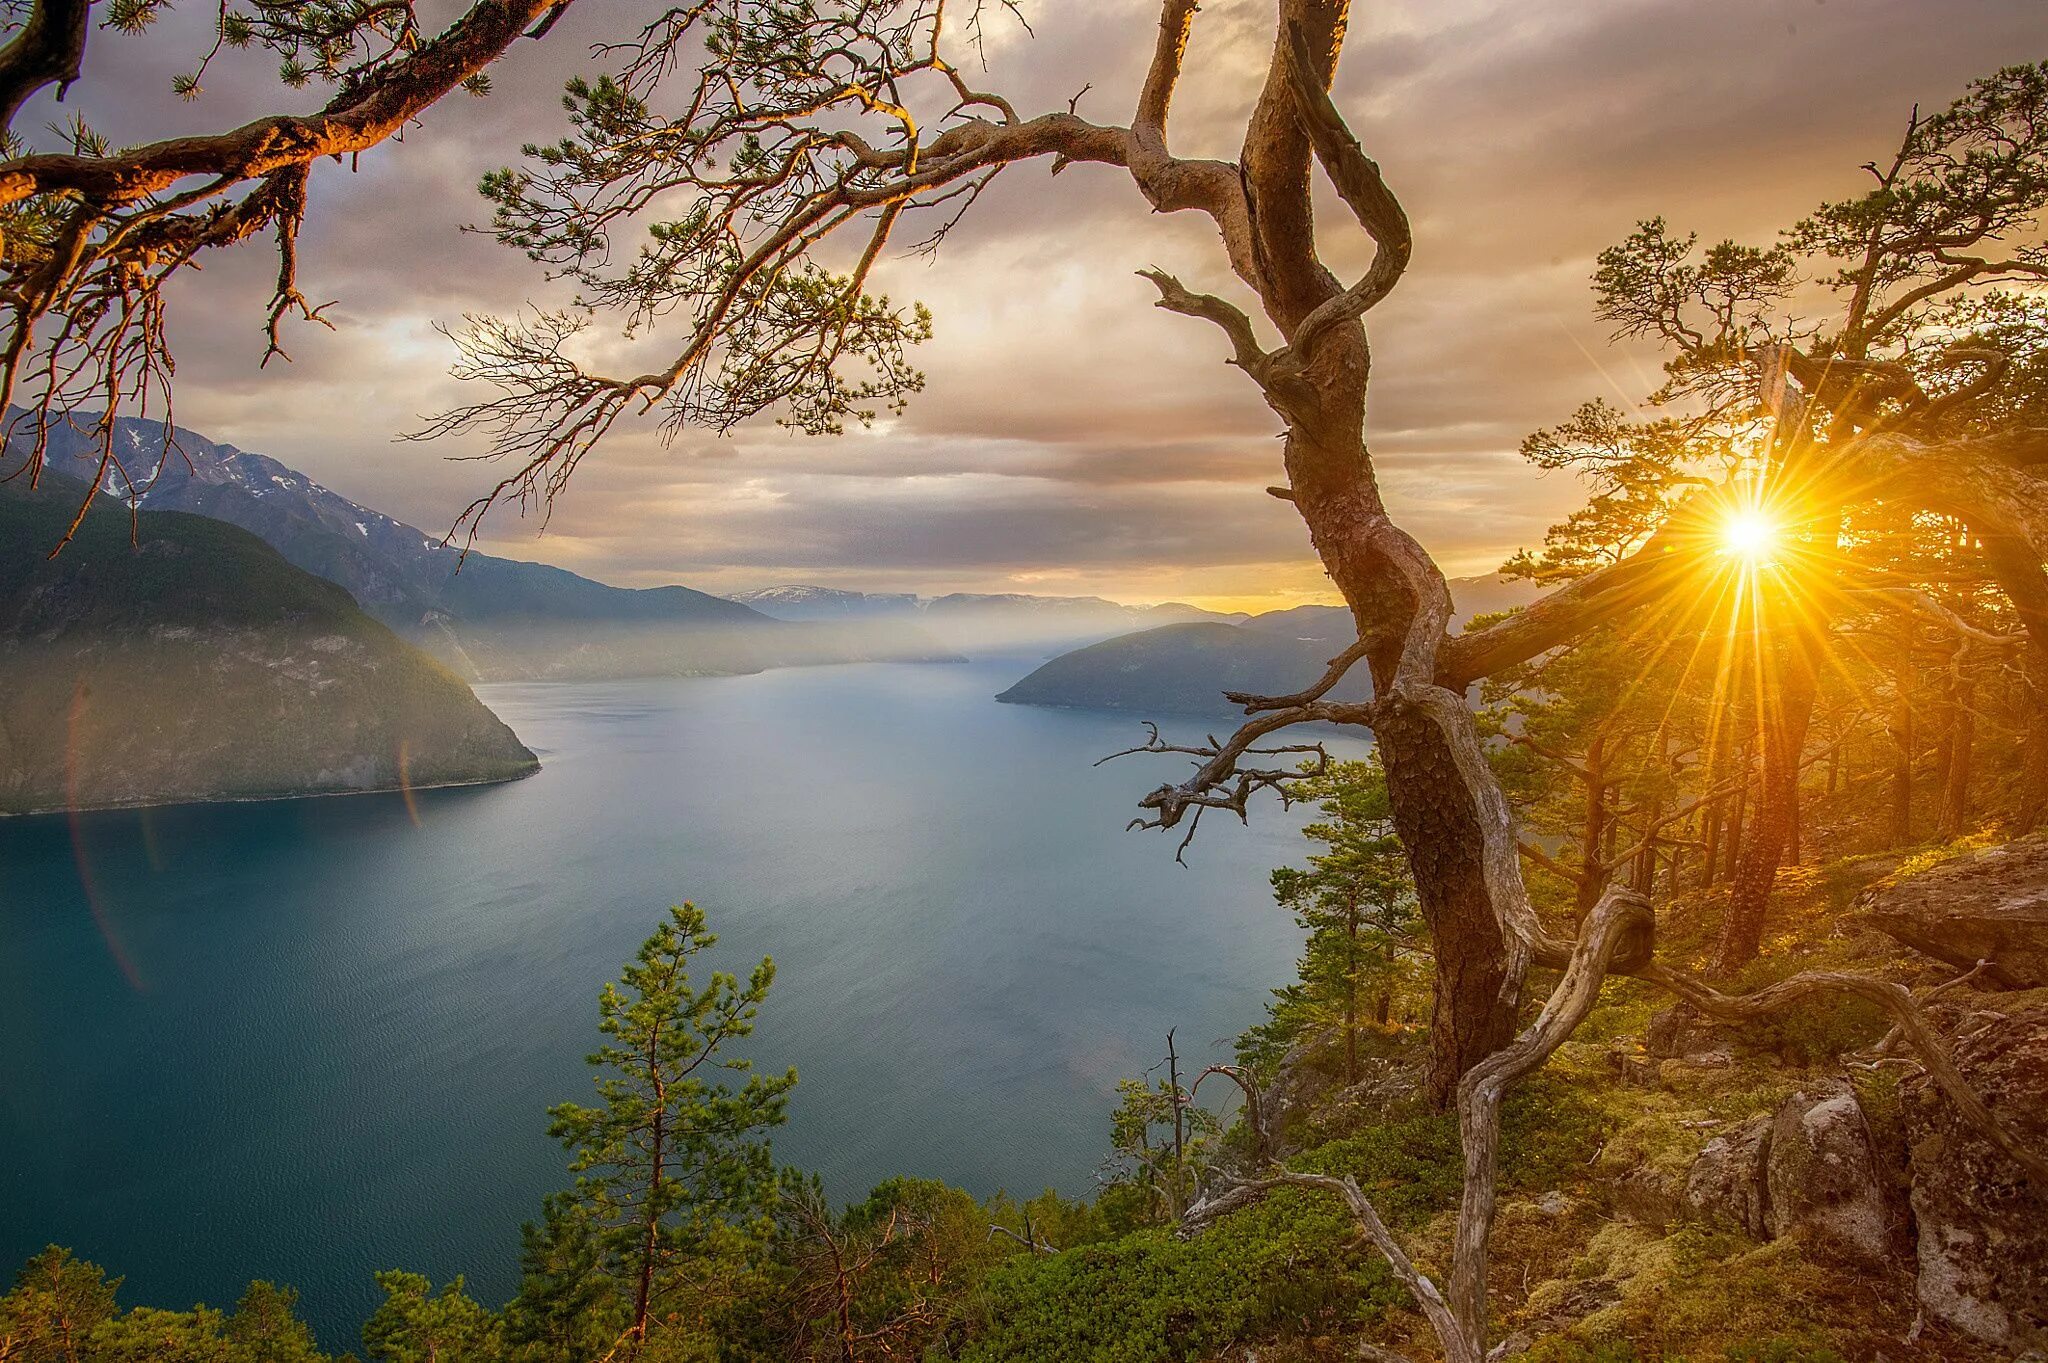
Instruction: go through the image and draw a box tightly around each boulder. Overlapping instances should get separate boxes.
[1646,1005,1724,1060]
[1608,1163,1687,1229]
[1764,1083,1893,1265]
[1904,1005,2048,1351]
[1861,835,2048,987]
[1605,1039,1660,1088]
[1684,1114,1773,1239]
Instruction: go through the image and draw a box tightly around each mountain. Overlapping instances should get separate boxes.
[0,476,537,815]
[3,414,955,680]
[994,575,1544,718]
[732,584,1244,653]
[729,585,923,620]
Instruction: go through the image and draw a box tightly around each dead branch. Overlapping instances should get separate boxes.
[1224,636,1371,713]
[1190,1064,1272,1166]
[985,1225,1057,1255]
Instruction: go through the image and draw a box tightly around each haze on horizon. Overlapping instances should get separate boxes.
[22,0,2043,613]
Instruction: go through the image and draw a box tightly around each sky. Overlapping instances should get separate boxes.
[24,0,2047,611]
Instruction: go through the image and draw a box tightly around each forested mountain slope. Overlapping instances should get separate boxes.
[996,576,1541,717]
[0,478,537,814]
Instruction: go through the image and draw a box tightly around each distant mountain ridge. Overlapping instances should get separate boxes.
[0,474,536,814]
[729,585,923,619]
[995,575,1544,718]
[731,583,1244,652]
[4,414,956,679]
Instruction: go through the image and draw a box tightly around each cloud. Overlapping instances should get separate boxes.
[26,0,2043,604]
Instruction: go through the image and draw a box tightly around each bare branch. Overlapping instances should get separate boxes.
[1447,889,1653,1342]
[1131,0,1198,155]
[1135,267,1276,383]
[985,1224,1056,1255]
[1224,636,1370,713]
[1277,19,1412,358]
[1190,1064,1272,1165]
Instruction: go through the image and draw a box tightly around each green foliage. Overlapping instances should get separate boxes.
[777,1175,1004,1360]
[527,903,795,1349]
[1732,995,1887,1066]
[961,1190,1398,1363]
[1500,1074,1623,1193]
[1296,1075,1612,1213]
[362,1272,500,1363]
[0,1248,334,1363]
[1724,959,1888,1065]
[985,1189,1109,1253]
[1247,757,1419,1076]
[1506,400,1734,584]
[502,1200,618,1362]
[1522,1342,1848,1363]
[1102,1062,1219,1227]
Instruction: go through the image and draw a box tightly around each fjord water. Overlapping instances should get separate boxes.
[0,656,1349,1346]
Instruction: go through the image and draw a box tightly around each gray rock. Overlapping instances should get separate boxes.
[1904,1005,2048,1351]
[1684,1114,1773,1239]
[1764,1083,1892,1265]
[1608,1164,1686,1229]
[1646,1005,1725,1060]
[1861,835,2048,987]
[1605,1040,1660,1088]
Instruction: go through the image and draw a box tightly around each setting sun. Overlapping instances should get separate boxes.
[1720,508,1781,562]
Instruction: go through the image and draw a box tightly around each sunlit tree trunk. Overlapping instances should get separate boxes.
[1698,714,1738,889]
[1939,666,1976,839]
[1719,643,1817,973]
[1574,735,1610,919]
[2022,652,2048,834]
[1722,762,1747,884]
[1890,650,1917,847]
[1343,893,1360,1084]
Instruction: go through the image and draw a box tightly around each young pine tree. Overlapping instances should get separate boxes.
[536,904,796,1356]
[1263,758,1419,1084]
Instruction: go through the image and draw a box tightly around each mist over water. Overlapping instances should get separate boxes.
[0,656,1361,1349]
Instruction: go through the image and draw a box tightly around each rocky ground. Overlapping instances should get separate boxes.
[1239,836,2048,1362]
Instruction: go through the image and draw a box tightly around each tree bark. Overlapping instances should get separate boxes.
[1368,694,1522,1110]
[1574,736,1610,919]
[1343,898,1360,1084]
[634,1098,664,1344]
[1722,768,1747,884]
[1939,667,1975,840]
[1700,796,1722,889]
[2022,650,2048,835]
[1136,2,1521,1112]
[1718,639,1818,975]
[1891,652,1917,847]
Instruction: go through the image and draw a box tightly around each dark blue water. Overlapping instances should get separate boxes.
[0,657,1350,1347]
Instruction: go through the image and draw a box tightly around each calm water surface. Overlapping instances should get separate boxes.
[0,657,1355,1346]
